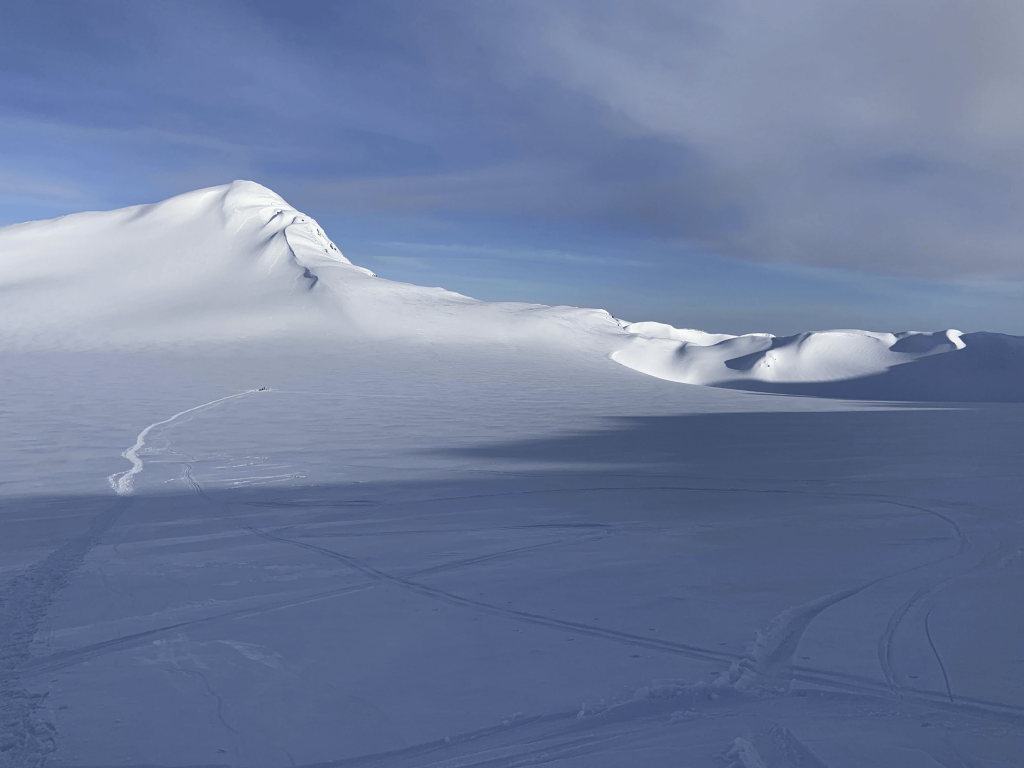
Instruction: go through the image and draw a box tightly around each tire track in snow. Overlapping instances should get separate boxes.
[107,391,257,496]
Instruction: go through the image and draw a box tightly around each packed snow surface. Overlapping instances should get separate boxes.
[0,183,1022,767]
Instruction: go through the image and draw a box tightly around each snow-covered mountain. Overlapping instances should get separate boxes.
[2,180,1020,401]
[0,181,619,350]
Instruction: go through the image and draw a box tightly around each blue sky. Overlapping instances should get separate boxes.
[2,0,1021,334]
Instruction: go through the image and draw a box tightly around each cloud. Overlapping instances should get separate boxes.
[472,0,1024,279]
[371,241,648,268]
[0,171,84,202]
[277,0,1024,279]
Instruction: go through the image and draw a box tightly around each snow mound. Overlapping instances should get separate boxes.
[1,181,1020,401]
[614,325,1024,402]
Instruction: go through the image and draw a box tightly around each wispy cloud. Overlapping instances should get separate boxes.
[370,241,648,268]
[0,171,84,202]
[480,1,1024,279]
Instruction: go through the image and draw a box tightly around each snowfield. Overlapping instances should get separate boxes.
[0,182,1021,767]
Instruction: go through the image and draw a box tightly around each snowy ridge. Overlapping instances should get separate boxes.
[616,324,970,385]
[615,323,1024,402]
[1,181,1020,401]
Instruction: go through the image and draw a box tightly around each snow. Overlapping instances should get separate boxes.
[3,180,1020,402]
[107,391,259,497]
[0,181,620,353]
[615,326,1024,402]
[0,183,1022,767]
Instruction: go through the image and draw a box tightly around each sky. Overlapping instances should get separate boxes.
[1,0,1022,335]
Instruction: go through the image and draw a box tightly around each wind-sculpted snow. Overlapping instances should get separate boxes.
[615,324,1024,402]
[0,180,1021,404]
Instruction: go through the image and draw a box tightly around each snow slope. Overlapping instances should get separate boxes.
[1,180,1021,402]
[616,324,1024,402]
[0,181,619,351]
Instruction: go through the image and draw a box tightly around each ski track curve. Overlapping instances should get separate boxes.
[107,391,258,496]
[880,530,1019,704]
[0,391,261,766]
[183,463,740,665]
[874,500,1012,701]
[73,461,1020,728]
[190,468,1023,721]
[16,453,1017,764]
[924,606,954,703]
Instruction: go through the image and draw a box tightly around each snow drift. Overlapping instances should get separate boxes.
[1,180,1020,402]
[615,323,1024,402]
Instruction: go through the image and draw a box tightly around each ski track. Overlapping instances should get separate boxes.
[19,456,1018,760]
[924,606,954,703]
[10,392,1016,765]
[876,501,1021,703]
[186,464,740,664]
[876,502,971,697]
[19,519,611,680]
[106,391,258,496]
[186,464,1024,722]
[245,523,737,665]
[0,392,259,766]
